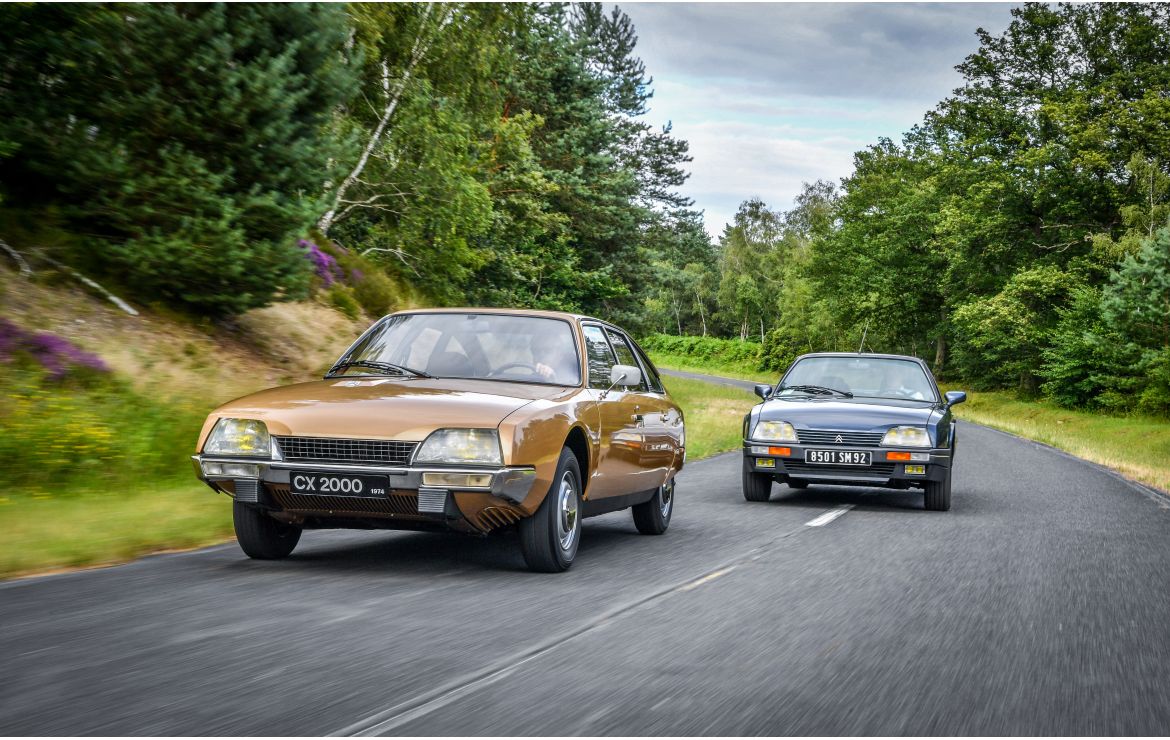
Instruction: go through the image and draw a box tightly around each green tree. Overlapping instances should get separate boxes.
[0,4,356,314]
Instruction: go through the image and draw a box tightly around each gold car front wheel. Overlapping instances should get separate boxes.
[519,448,582,572]
[233,501,301,560]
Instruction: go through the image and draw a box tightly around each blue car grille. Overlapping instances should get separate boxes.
[275,436,417,465]
[784,462,896,477]
[796,429,885,447]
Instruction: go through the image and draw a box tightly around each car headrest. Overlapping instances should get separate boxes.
[427,351,474,377]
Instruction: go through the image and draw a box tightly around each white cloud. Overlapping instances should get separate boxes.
[621,2,1016,236]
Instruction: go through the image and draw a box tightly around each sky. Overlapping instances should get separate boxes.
[621,2,1018,237]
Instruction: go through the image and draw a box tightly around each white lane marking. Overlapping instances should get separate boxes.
[679,566,735,592]
[804,504,855,527]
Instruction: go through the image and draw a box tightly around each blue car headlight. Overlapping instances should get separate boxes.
[880,426,931,448]
[753,420,798,442]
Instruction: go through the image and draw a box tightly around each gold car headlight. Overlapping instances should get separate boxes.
[880,426,931,448]
[415,428,503,466]
[204,418,272,457]
[753,420,798,442]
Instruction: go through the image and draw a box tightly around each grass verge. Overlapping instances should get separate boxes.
[662,374,757,460]
[649,350,774,383]
[0,484,232,579]
[951,389,1170,493]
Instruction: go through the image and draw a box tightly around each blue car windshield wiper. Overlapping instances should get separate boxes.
[327,359,431,379]
[780,384,853,399]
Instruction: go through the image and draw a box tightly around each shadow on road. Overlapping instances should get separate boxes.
[768,484,927,512]
[218,512,650,576]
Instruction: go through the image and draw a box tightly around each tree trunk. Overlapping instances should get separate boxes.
[933,307,948,375]
[317,3,442,235]
[695,292,707,337]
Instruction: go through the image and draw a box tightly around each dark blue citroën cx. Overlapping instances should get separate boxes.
[742,353,967,511]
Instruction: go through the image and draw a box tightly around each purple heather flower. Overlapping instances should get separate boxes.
[0,318,109,379]
[300,240,345,287]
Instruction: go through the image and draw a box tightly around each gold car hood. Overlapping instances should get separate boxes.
[201,377,571,444]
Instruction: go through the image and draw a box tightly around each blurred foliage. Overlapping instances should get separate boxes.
[0,347,205,495]
[0,4,356,314]
[0,3,699,329]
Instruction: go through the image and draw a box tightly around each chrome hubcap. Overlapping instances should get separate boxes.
[556,472,579,551]
[660,479,674,517]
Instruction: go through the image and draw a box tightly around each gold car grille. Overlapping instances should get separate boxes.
[275,436,418,466]
[268,484,419,517]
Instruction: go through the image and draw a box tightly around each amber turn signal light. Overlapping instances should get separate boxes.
[886,451,913,461]
[768,446,791,456]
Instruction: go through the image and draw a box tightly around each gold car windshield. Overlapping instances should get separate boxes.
[331,313,582,386]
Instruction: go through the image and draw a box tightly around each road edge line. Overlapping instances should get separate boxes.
[965,421,1170,509]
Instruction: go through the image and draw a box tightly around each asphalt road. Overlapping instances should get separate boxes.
[3,373,1170,735]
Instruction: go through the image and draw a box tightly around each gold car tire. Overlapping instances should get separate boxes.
[741,457,773,502]
[233,501,302,560]
[632,477,674,535]
[519,448,581,573]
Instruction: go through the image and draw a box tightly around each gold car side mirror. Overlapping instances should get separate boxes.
[601,364,643,397]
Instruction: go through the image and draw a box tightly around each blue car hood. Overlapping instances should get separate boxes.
[756,396,939,432]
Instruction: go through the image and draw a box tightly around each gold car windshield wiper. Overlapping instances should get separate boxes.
[780,384,853,399]
[327,359,432,379]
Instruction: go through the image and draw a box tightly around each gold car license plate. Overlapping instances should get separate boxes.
[289,472,390,498]
[804,449,871,466]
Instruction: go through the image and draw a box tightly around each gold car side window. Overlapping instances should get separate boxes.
[605,330,649,392]
[582,324,617,389]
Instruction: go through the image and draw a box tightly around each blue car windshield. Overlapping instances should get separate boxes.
[780,357,936,402]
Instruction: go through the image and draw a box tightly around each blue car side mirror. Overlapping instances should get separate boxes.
[754,384,772,400]
[945,390,967,408]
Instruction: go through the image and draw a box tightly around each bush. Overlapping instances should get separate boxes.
[760,328,803,372]
[351,269,398,318]
[639,334,762,365]
[326,285,362,320]
[301,237,404,319]
[951,266,1083,393]
[1040,288,1139,410]
[1137,348,1170,416]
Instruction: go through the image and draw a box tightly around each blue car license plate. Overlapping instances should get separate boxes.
[805,449,871,466]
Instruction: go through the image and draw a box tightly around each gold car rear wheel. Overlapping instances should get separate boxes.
[632,477,674,535]
[519,448,581,572]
